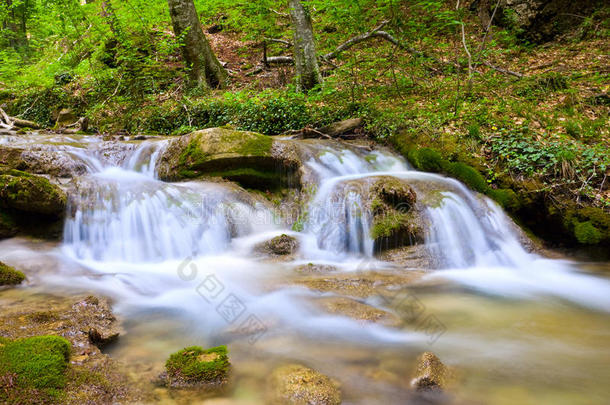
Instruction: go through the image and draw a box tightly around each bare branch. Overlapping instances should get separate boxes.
[266,56,295,64]
[481,61,524,78]
[321,20,389,61]
[270,8,289,18]
[265,37,292,47]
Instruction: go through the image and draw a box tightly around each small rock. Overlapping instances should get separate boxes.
[160,345,230,389]
[256,234,298,256]
[268,364,341,405]
[410,352,447,393]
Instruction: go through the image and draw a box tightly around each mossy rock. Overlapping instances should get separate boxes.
[370,177,416,211]
[0,335,71,401]
[256,234,299,256]
[367,176,423,252]
[162,345,230,388]
[157,128,301,190]
[0,169,66,217]
[0,261,25,286]
[268,364,341,405]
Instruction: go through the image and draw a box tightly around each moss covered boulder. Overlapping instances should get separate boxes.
[0,335,71,402]
[0,261,25,286]
[157,128,301,190]
[0,169,66,217]
[268,364,341,405]
[368,176,424,252]
[161,345,230,389]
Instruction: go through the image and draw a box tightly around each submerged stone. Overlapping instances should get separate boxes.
[0,261,25,286]
[268,364,341,405]
[157,127,301,190]
[162,345,230,389]
[316,297,401,327]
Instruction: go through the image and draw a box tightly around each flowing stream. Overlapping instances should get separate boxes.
[1,133,609,404]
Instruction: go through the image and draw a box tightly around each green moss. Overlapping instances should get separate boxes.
[573,221,602,244]
[445,162,489,194]
[407,148,445,172]
[488,188,521,212]
[576,207,610,240]
[0,262,25,285]
[207,168,283,189]
[0,170,66,216]
[0,335,70,399]
[371,212,411,239]
[165,345,230,384]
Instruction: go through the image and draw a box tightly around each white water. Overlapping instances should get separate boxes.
[2,134,610,404]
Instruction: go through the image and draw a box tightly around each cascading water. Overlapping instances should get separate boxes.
[2,133,610,405]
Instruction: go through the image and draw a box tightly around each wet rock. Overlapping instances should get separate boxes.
[410,352,447,393]
[256,234,299,256]
[317,297,401,327]
[0,261,25,286]
[156,127,301,190]
[0,169,66,217]
[377,245,434,269]
[160,345,230,389]
[368,176,424,252]
[294,271,425,298]
[294,263,337,274]
[268,364,341,405]
[0,145,88,178]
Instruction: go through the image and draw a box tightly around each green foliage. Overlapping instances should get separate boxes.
[0,336,71,400]
[0,262,25,285]
[165,345,230,383]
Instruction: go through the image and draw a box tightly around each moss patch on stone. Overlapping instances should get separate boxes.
[0,262,25,286]
[164,345,230,387]
[158,128,299,190]
[0,169,66,217]
[0,335,71,401]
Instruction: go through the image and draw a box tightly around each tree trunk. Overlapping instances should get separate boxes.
[167,0,227,88]
[288,0,322,92]
[2,0,28,49]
